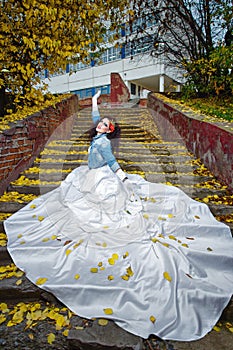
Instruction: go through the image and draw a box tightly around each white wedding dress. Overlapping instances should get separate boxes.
[4,165,233,341]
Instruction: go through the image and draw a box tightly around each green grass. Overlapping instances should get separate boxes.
[179,96,233,122]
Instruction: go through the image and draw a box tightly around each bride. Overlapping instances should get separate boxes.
[4,91,233,341]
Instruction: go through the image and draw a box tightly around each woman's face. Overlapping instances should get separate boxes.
[96,118,110,134]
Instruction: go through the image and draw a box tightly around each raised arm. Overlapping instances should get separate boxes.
[92,90,101,124]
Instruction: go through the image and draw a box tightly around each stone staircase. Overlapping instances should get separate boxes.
[0,107,232,350]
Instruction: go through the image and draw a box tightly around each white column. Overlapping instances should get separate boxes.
[159,74,165,92]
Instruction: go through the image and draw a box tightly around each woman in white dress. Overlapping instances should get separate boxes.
[4,92,233,341]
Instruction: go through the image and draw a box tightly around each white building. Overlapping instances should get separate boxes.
[43,18,183,99]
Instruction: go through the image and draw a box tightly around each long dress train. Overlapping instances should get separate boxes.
[4,165,233,341]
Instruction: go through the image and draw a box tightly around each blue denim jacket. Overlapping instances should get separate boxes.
[88,131,120,173]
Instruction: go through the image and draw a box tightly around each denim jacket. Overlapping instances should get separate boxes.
[88,133,120,172]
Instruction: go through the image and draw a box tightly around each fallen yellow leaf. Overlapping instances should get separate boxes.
[103,308,113,315]
[163,271,172,282]
[36,277,48,285]
[108,258,115,265]
[150,315,156,323]
[90,268,98,273]
[65,249,72,256]
[74,274,80,280]
[108,275,114,281]
[47,333,55,344]
[98,318,108,326]
[16,279,22,286]
[38,216,45,222]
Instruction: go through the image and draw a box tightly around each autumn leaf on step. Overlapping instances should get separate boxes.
[98,318,108,326]
[47,333,55,344]
[163,272,172,282]
[150,315,156,324]
[36,277,48,285]
[63,329,69,337]
[213,326,221,332]
[16,279,22,286]
[103,308,113,315]
[0,315,6,325]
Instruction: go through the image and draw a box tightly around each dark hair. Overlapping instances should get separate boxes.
[88,119,121,141]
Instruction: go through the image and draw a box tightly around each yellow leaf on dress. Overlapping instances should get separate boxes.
[99,266,105,271]
[47,333,55,344]
[150,315,156,323]
[74,274,80,280]
[112,253,119,260]
[103,308,113,315]
[207,247,213,251]
[102,242,107,247]
[42,238,50,242]
[36,277,48,285]
[123,251,129,259]
[90,268,98,273]
[98,318,108,326]
[158,216,166,221]
[103,226,109,229]
[98,262,103,267]
[17,234,23,238]
[168,235,177,241]
[126,266,134,277]
[51,235,57,240]
[143,213,149,219]
[108,275,114,281]
[38,216,45,222]
[194,215,200,219]
[121,275,129,281]
[66,249,72,256]
[108,258,115,265]
[30,204,36,209]
[167,214,174,218]
[20,240,26,245]
[163,272,172,282]
[181,243,189,248]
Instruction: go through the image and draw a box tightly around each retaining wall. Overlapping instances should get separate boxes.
[148,93,233,192]
[0,95,79,195]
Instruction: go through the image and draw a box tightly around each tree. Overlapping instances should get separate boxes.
[128,0,233,95]
[0,0,129,116]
